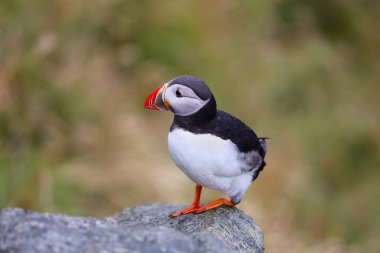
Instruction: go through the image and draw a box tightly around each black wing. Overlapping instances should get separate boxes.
[172,109,263,154]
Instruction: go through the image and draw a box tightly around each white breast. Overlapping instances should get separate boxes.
[167,128,253,202]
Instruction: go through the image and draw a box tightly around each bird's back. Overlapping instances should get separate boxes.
[172,109,263,154]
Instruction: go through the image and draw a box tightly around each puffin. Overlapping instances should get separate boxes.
[144,75,267,218]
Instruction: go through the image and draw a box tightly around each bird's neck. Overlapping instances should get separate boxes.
[172,96,217,128]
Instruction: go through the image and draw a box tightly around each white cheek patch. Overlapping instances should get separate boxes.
[173,97,210,116]
[165,84,210,116]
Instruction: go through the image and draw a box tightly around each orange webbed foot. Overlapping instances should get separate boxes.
[170,203,201,218]
[170,184,203,218]
[196,198,236,213]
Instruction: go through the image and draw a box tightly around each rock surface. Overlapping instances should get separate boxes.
[0,204,264,253]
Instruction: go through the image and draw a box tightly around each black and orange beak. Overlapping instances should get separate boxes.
[144,83,170,110]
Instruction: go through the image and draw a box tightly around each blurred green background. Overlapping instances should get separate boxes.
[1,0,379,252]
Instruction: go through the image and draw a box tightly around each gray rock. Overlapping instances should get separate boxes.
[0,203,264,253]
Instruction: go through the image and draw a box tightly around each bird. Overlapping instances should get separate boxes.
[144,75,267,218]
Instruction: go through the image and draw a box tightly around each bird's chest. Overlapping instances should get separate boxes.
[167,128,242,188]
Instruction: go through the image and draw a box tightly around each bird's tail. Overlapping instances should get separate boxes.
[258,137,269,156]
[251,137,269,182]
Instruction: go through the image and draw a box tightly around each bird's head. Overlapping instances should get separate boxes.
[144,75,215,116]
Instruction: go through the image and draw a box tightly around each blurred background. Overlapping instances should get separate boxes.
[1,0,379,252]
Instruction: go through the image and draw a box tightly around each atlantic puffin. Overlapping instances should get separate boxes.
[144,75,267,218]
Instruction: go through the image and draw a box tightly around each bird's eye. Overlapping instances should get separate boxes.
[176,89,182,97]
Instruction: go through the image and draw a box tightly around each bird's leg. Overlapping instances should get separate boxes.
[170,184,202,218]
[196,198,236,213]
